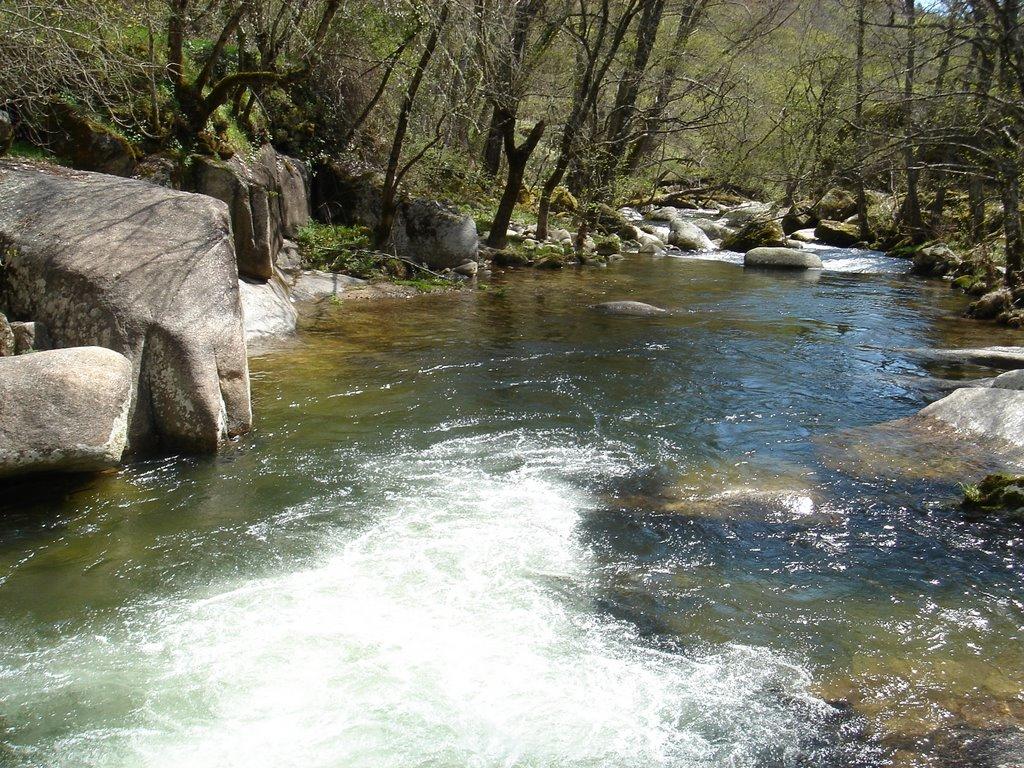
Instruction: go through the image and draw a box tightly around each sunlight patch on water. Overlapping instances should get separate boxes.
[2,433,858,768]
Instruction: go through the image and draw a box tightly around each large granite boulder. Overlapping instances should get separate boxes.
[239,272,298,341]
[0,347,132,477]
[744,247,823,270]
[814,220,861,247]
[722,218,787,252]
[190,145,310,280]
[45,103,137,177]
[393,199,479,270]
[0,160,252,453]
[723,202,774,228]
[668,219,715,251]
[782,201,816,234]
[919,388,1024,448]
[812,188,857,222]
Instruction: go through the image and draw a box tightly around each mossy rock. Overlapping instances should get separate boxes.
[814,220,861,248]
[595,235,622,255]
[550,186,579,213]
[533,254,566,269]
[963,474,1024,516]
[492,249,531,268]
[721,219,786,252]
[45,102,138,177]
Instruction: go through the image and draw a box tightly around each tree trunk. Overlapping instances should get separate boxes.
[1002,162,1024,292]
[375,4,451,248]
[854,0,869,238]
[899,0,924,241]
[487,118,546,249]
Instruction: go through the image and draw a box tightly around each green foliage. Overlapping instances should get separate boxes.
[297,223,379,277]
[962,474,1024,516]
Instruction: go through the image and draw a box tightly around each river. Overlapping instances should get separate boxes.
[1,251,1022,767]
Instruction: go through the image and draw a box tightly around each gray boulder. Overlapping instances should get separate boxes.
[815,220,860,247]
[905,346,1024,370]
[0,110,11,156]
[789,228,818,243]
[813,188,857,222]
[723,202,773,228]
[10,321,50,354]
[0,312,12,356]
[190,145,310,281]
[0,160,252,453]
[591,301,668,316]
[919,388,1024,448]
[0,347,132,477]
[669,219,715,251]
[691,218,734,240]
[290,270,368,303]
[992,370,1024,390]
[239,273,297,341]
[745,247,823,270]
[393,199,479,270]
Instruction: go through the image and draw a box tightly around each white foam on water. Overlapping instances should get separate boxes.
[1,433,841,768]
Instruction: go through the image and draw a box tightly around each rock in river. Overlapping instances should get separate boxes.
[744,247,823,270]
[0,160,252,454]
[668,219,715,251]
[814,220,860,247]
[592,301,668,316]
[0,347,132,477]
[919,388,1024,448]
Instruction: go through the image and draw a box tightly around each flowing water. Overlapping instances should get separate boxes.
[1,253,1023,768]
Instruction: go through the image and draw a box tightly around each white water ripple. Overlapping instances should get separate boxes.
[2,434,849,768]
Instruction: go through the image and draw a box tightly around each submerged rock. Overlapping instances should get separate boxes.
[967,289,1012,320]
[744,247,822,270]
[0,347,132,477]
[591,301,667,316]
[0,160,252,454]
[905,346,1024,370]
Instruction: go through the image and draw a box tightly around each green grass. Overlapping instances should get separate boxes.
[296,222,379,277]
[7,142,61,164]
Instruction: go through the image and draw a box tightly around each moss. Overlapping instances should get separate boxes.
[962,474,1024,517]
[550,186,579,213]
[722,219,786,251]
[393,277,451,293]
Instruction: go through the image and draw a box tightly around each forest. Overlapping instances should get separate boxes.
[1,0,1022,319]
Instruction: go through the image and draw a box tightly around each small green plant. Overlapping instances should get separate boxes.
[297,222,379,277]
[394,277,451,293]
